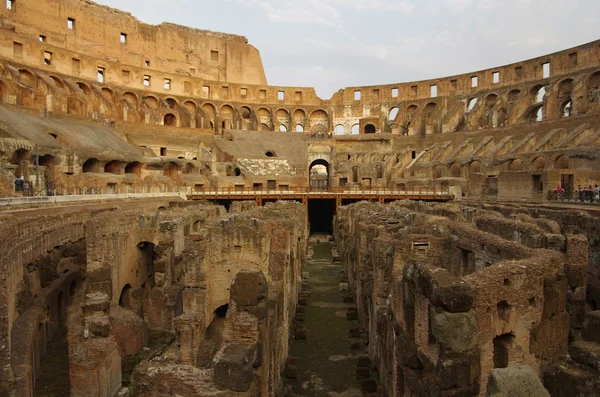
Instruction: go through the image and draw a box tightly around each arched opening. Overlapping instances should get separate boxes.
[508,89,521,104]
[364,124,376,134]
[449,163,461,178]
[296,124,304,132]
[122,92,138,106]
[279,124,288,132]
[532,85,546,103]
[389,107,399,122]
[310,124,327,134]
[261,123,270,131]
[104,160,121,175]
[82,158,100,173]
[119,284,133,309]
[234,167,241,176]
[101,87,116,103]
[554,155,569,169]
[220,104,234,129]
[334,125,345,135]
[586,71,600,104]
[183,100,196,115]
[352,165,359,183]
[214,304,229,318]
[125,161,142,176]
[10,148,29,178]
[165,98,177,109]
[164,113,177,126]
[467,98,478,112]
[509,159,523,171]
[493,333,515,369]
[50,76,66,90]
[19,69,37,88]
[164,162,181,179]
[351,124,360,135]
[183,163,197,174]
[376,164,383,179]
[265,151,276,157]
[536,106,543,122]
[143,96,159,109]
[240,106,252,120]
[560,100,572,117]
[422,103,438,135]
[532,157,546,170]
[309,159,329,191]
[433,165,445,179]
[469,161,481,174]
[76,82,93,98]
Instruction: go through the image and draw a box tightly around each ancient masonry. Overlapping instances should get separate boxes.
[1,0,600,396]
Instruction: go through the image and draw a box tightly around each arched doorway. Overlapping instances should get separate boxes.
[309,159,329,191]
[364,124,376,134]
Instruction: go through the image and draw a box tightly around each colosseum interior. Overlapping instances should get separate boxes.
[1,0,600,396]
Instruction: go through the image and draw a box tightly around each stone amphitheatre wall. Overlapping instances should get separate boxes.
[0,0,600,200]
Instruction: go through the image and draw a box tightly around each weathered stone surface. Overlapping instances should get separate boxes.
[486,365,550,397]
[431,310,478,352]
[583,310,600,343]
[230,270,268,306]
[569,341,600,371]
[213,344,255,392]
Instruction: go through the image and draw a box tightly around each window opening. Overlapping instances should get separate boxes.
[44,51,52,65]
[542,62,551,78]
[391,88,399,98]
[471,76,478,87]
[163,78,171,90]
[97,67,105,83]
[493,71,500,84]
[120,33,127,44]
[13,41,22,57]
[278,91,285,100]
[354,90,361,100]
[6,0,15,10]
[143,75,151,87]
[430,85,438,97]
[39,35,46,42]
[67,17,75,30]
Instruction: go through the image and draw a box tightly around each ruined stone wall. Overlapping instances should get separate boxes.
[335,201,599,396]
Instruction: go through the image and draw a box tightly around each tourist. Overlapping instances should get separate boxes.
[577,185,582,201]
[14,175,24,192]
[595,185,599,203]
[554,184,564,200]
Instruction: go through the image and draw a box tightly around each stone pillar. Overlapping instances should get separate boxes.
[174,313,203,365]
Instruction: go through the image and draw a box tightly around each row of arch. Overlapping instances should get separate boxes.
[430,154,572,179]
[2,66,600,135]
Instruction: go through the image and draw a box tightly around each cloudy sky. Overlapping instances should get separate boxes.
[96,0,600,99]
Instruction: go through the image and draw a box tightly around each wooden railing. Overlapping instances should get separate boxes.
[189,186,451,197]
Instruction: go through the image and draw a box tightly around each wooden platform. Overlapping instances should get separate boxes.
[187,187,453,204]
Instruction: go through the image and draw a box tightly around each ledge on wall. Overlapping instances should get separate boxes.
[335,134,392,141]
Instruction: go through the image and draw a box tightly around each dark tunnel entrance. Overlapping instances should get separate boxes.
[308,199,336,234]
